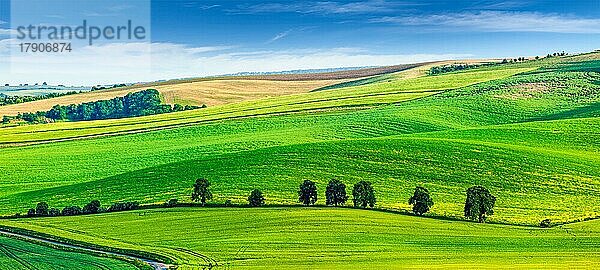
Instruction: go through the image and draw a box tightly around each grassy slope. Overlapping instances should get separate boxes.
[0,235,138,270]
[0,67,529,144]
[8,117,596,224]
[0,60,598,223]
[1,207,600,269]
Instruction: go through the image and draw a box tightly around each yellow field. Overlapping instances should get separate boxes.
[0,79,346,116]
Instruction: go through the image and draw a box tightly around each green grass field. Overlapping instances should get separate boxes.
[0,54,599,268]
[0,234,138,270]
[2,207,600,269]
[0,57,598,224]
[0,67,530,144]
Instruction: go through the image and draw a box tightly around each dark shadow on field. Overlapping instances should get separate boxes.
[527,102,600,122]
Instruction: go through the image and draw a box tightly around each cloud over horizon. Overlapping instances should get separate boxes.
[371,11,600,33]
[232,0,419,15]
[0,40,472,85]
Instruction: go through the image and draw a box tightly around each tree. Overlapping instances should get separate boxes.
[352,181,376,208]
[298,180,318,206]
[326,179,348,206]
[61,206,82,216]
[36,202,49,216]
[49,208,60,217]
[173,104,184,112]
[83,200,102,214]
[408,186,434,215]
[192,178,212,206]
[107,202,139,212]
[27,208,36,217]
[46,105,67,120]
[248,189,265,207]
[464,186,496,223]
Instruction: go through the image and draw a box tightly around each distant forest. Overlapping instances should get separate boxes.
[3,89,204,124]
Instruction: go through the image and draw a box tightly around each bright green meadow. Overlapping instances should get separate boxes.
[0,54,599,269]
[1,207,600,269]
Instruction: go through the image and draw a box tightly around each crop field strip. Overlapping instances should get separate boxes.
[2,208,600,269]
[0,79,350,117]
[0,234,138,270]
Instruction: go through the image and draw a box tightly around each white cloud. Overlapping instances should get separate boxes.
[0,29,16,36]
[234,0,417,15]
[372,11,600,33]
[267,30,292,43]
[0,41,471,85]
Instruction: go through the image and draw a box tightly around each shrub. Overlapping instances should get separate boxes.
[83,200,102,214]
[48,208,61,217]
[61,206,83,216]
[164,198,179,208]
[107,202,140,212]
[540,219,552,228]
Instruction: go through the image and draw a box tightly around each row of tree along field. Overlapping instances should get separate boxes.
[1,89,205,125]
[15,178,500,225]
[191,179,499,224]
[0,91,82,106]
[22,200,140,217]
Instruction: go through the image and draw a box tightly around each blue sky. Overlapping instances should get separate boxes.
[1,0,599,85]
[151,0,600,56]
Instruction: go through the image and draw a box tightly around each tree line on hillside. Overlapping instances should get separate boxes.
[428,63,498,75]
[23,200,140,218]
[17,178,499,225]
[189,178,498,224]
[0,91,82,107]
[428,51,571,76]
[2,89,205,125]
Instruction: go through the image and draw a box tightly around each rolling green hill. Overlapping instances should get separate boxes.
[2,207,600,269]
[0,57,598,225]
[0,67,530,145]
[0,53,599,269]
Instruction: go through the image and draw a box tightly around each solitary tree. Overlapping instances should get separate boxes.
[352,181,376,208]
[408,186,434,215]
[464,186,496,223]
[83,200,102,214]
[326,179,348,206]
[298,180,318,206]
[248,189,265,207]
[192,178,212,206]
[35,202,49,216]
